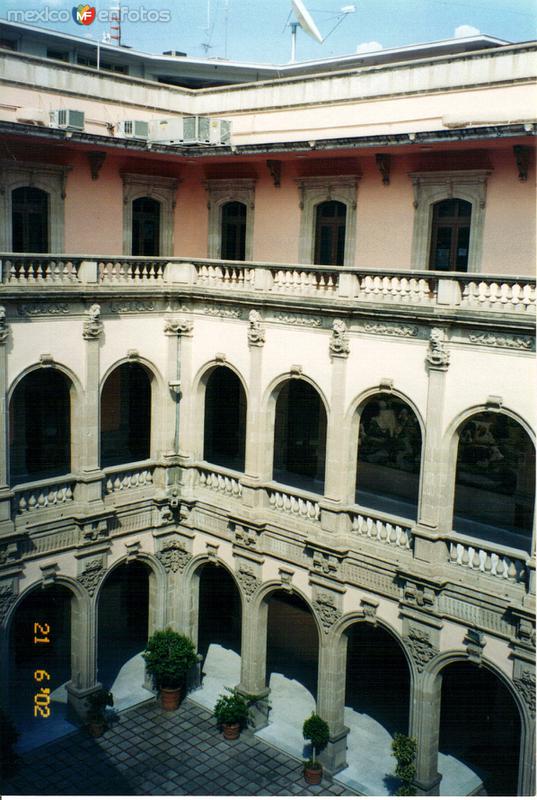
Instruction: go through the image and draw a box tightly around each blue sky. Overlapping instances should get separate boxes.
[1,0,536,63]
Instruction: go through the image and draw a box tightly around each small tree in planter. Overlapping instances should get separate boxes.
[391,732,417,796]
[213,688,251,740]
[0,707,19,777]
[86,689,114,737]
[143,628,197,711]
[302,712,330,785]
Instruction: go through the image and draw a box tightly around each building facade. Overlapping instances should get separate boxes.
[0,26,535,796]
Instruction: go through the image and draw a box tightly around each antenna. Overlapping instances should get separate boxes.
[290,0,323,62]
[109,2,121,46]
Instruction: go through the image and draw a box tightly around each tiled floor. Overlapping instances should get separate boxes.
[2,699,356,796]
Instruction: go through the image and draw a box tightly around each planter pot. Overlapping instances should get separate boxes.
[222,722,241,740]
[303,764,323,785]
[160,687,181,711]
[88,719,106,737]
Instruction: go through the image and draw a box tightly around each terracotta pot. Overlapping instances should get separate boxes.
[222,722,241,740]
[160,687,181,711]
[88,719,106,737]
[303,764,322,785]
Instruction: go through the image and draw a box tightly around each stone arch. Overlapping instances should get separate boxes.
[346,386,425,516]
[443,404,535,550]
[8,362,84,482]
[182,554,242,647]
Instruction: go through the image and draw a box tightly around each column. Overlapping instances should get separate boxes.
[0,310,14,534]
[317,634,349,774]
[242,310,266,507]
[409,673,442,795]
[236,596,270,730]
[163,317,194,490]
[66,593,99,721]
[74,305,104,509]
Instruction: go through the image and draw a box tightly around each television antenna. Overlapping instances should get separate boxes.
[289,0,323,63]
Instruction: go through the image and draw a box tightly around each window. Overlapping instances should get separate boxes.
[410,170,490,272]
[47,49,70,62]
[429,198,472,271]
[204,179,255,260]
[221,201,246,261]
[132,196,161,257]
[203,367,246,471]
[295,175,358,266]
[101,364,152,468]
[314,200,347,266]
[10,369,71,483]
[12,187,49,253]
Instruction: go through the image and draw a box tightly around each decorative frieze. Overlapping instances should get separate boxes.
[109,300,155,313]
[78,558,106,597]
[313,591,342,633]
[403,625,439,672]
[272,312,323,327]
[18,302,69,316]
[426,327,450,370]
[201,304,242,319]
[329,318,350,358]
[157,540,192,574]
[82,303,103,339]
[360,321,419,337]
[236,564,260,600]
[247,310,265,347]
[164,318,193,337]
[468,332,534,351]
[514,669,536,718]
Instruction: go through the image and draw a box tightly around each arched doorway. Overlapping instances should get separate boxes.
[100,363,152,468]
[356,393,422,519]
[273,380,327,494]
[454,412,535,550]
[12,186,49,252]
[132,196,160,256]
[9,368,71,484]
[191,563,242,710]
[314,200,346,266]
[8,584,75,748]
[221,201,246,260]
[439,661,521,795]
[258,591,319,758]
[429,198,472,271]
[203,367,247,472]
[97,561,154,709]
[338,622,410,794]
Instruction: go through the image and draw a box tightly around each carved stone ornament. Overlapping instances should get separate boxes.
[0,584,15,624]
[157,541,191,574]
[464,628,486,664]
[517,617,536,648]
[279,568,294,591]
[403,580,435,609]
[514,669,536,718]
[83,303,103,340]
[80,519,108,544]
[404,625,439,672]
[426,327,450,370]
[247,309,266,347]
[0,305,10,344]
[78,558,106,597]
[362,321,419,337]
[233,524,258,549]
[164,318,194,337]
[312,550,339,577]
[468,332,534,351]
[329,318,350,358]
[0,541,18,565]
[236,565,259,600]
[314,592,342,633]
[360,598,378,623]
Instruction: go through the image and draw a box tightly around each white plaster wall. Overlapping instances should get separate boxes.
[7,319,85,390]
[191,317,250,386]
[261,327,332,402]
[99,317,168,385]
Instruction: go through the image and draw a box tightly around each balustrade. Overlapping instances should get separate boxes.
[4,256,81,284]
[268,487,321,521]
[270,267,338,295]
[13,478,76,515]
[351,512,413,550]
[447,538,528,584]
[194,263,255,289]
[104,465,154,495]
[460,278,536,312]
[356,274,434,305]
[197,467,243,497]
[98,259,166,283]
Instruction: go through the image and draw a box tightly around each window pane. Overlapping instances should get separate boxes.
[432,226,452,269]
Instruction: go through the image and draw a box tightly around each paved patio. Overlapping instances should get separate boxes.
[2,698,356,796]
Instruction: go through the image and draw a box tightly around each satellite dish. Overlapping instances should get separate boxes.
[292,0,323,43]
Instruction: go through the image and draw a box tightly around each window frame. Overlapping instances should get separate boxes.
[204,178,256,261]
[121,172,179,257]
[295,175,359,267]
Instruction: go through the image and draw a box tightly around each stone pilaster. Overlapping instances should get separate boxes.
[236,596,270,730]
[324,327,349,504]
[0,307,14,534]
[316,634,349,774]
[167,319,194,465]
[243,311,266,509]
[409,673,443,796]
[66,590,99,721]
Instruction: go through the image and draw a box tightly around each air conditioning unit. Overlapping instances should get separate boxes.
[49,109,85,131]
[116,119,150,139]
[148,116,190,145]
[147,116,231,145]
[208,117,231,145]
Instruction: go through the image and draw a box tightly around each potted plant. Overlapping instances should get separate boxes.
[302,712,330,785]
[213,688,251,740]
[86,688,114,737]
[143,628,197,711]
[391,732,417,796]
[0,707,19,777]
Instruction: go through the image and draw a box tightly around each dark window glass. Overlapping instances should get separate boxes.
[356,395,422,518]
[429,198,472,271]
[454,413,535,548]
[314,200,346,266]
[100,364,151,467]
[221,201,246,261]
[9,369,70,483]
[203,367,246,471]
[12,187,49,253]
[132,196,160,256]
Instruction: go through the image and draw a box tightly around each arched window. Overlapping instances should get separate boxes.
[9,369,71,483]
[132,196,160,256]
[12,187,49,253]
[454,412,535,548]
[221,201,246,260]
[314,200,346,266]
[356,394,422,518]
[203,367,246,471]
[100,364,151,468]
[273,380,327,493]
[429,198,472,271]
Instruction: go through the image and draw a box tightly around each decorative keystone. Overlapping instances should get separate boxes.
[83,303,103,340]
[247,309,266,347]
[329,318,350,359]
[426,327,450,370]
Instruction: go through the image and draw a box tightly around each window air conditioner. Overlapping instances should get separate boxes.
[147,116,231,146]
[49,109,85,131]
[116,120,150,139]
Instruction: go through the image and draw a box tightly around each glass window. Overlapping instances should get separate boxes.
[12,187,49,253]
[314,200,346,266]
[429,198,472,271]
